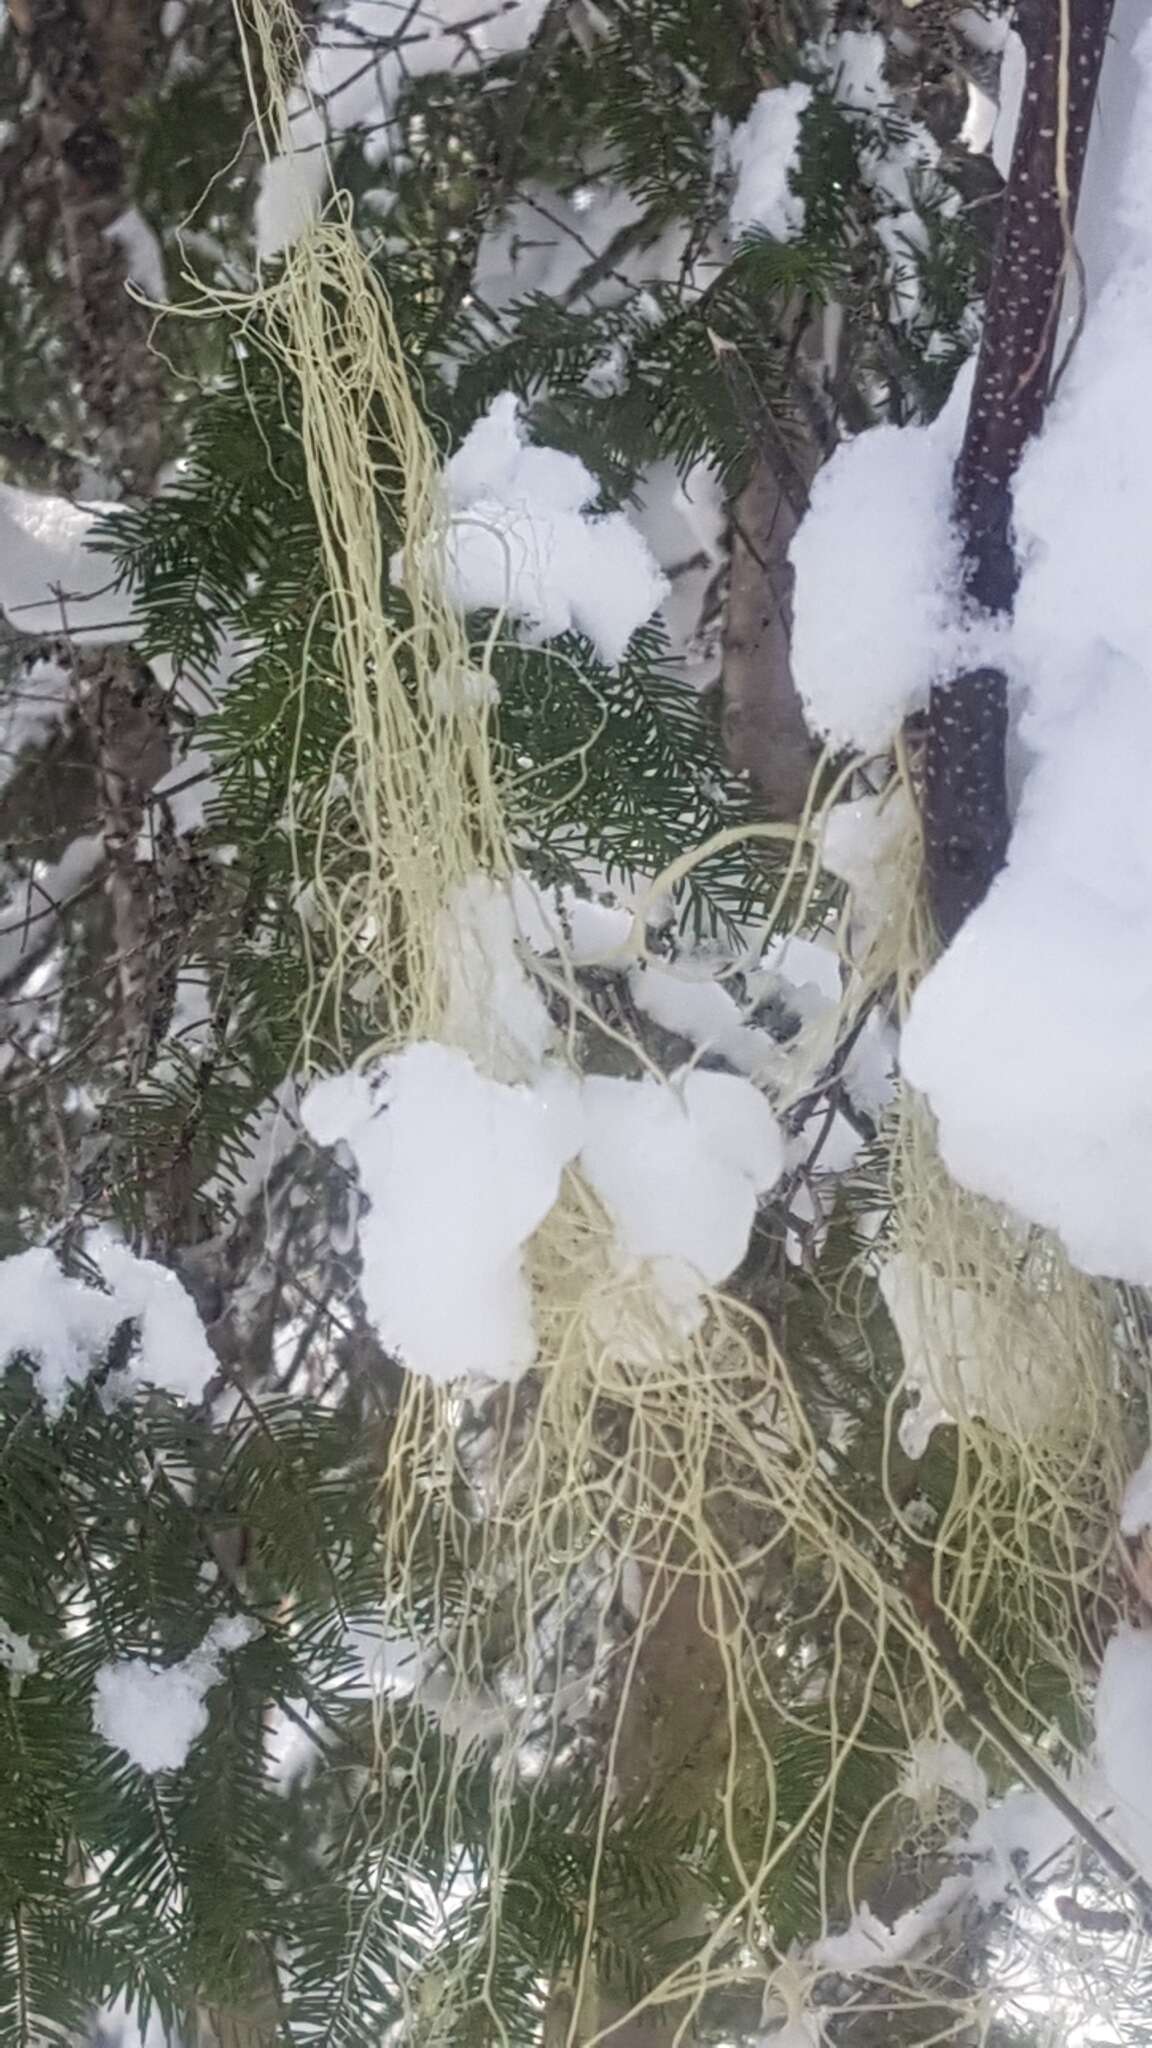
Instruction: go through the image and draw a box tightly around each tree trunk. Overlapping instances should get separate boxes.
[16,0,168,492]
[721,448,821,821]
[921,0,1114,942]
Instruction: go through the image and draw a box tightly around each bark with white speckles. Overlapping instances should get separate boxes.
[922,0,1114,943]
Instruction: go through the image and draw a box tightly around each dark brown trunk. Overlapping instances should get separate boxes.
[922,0,1114,942]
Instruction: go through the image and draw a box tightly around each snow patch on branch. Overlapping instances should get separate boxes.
[104,208,168,303]
[0,1621,39,1689]
[816,1876,970,1972]
[430,394,668,667]
[93,1616,258,1775]
[0,486,134,642]
[0,1239,217,1417]
[303,1022,784,1377]
[722,83,812,242]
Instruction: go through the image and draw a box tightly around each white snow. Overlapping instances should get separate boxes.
[902,26,1152,1283]
[1093,1626,1152,1878]
[992,28,1026,181]
[954,8,1009,56]
[964,1785,1082,1904]
[631,460,726,683]
[579,1067,783,1327]
[90,1236,218,1404]
[879,1253,1064,1457]
[439,875,555,1075]
[0,1241,217,1417]
[789,376,989,752]
[473,183,681,312]
[0,1249,126,1416]
[628,959,777,1080]
[820,29,889,113]
[0,486,133,641]
[104,208,167,303]
[901,1734,987,1812]
[960,79,998,157]
[820,788,913,954]
[0,1621,39,1686]
[816,1875,970,1972]
[1120,1450,1152,1537]
[93,1616,257,1775]
[0,654,72,795]
[255,0,551,258]
[510,873,635,966]
[305,1040,782,1373]
[431,394,668,667]
[725,84,812,241]
[301,1043,582,1383]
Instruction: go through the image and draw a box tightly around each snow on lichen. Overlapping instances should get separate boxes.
[301,1043,583,1384]
[879,1253,1063,1458]
[439,875,556,1076]
[900,1734,988,1813]
[579,1068,784,1330]
[304,1028,785,1380]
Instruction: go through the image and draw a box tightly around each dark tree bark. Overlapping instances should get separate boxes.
[15,0,167,493]
[922,0,1114,943]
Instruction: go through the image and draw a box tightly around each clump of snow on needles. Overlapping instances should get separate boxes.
[902,24,1152,1283]
[93,1617,257,1775]
[0,1239,217,1417]
[430,394,669,667]
[627,959,779,1082]
[580,1068,784,1332]
[723,83,812,241]
[302,1044,583,1384]
[0,1622,39,1689]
